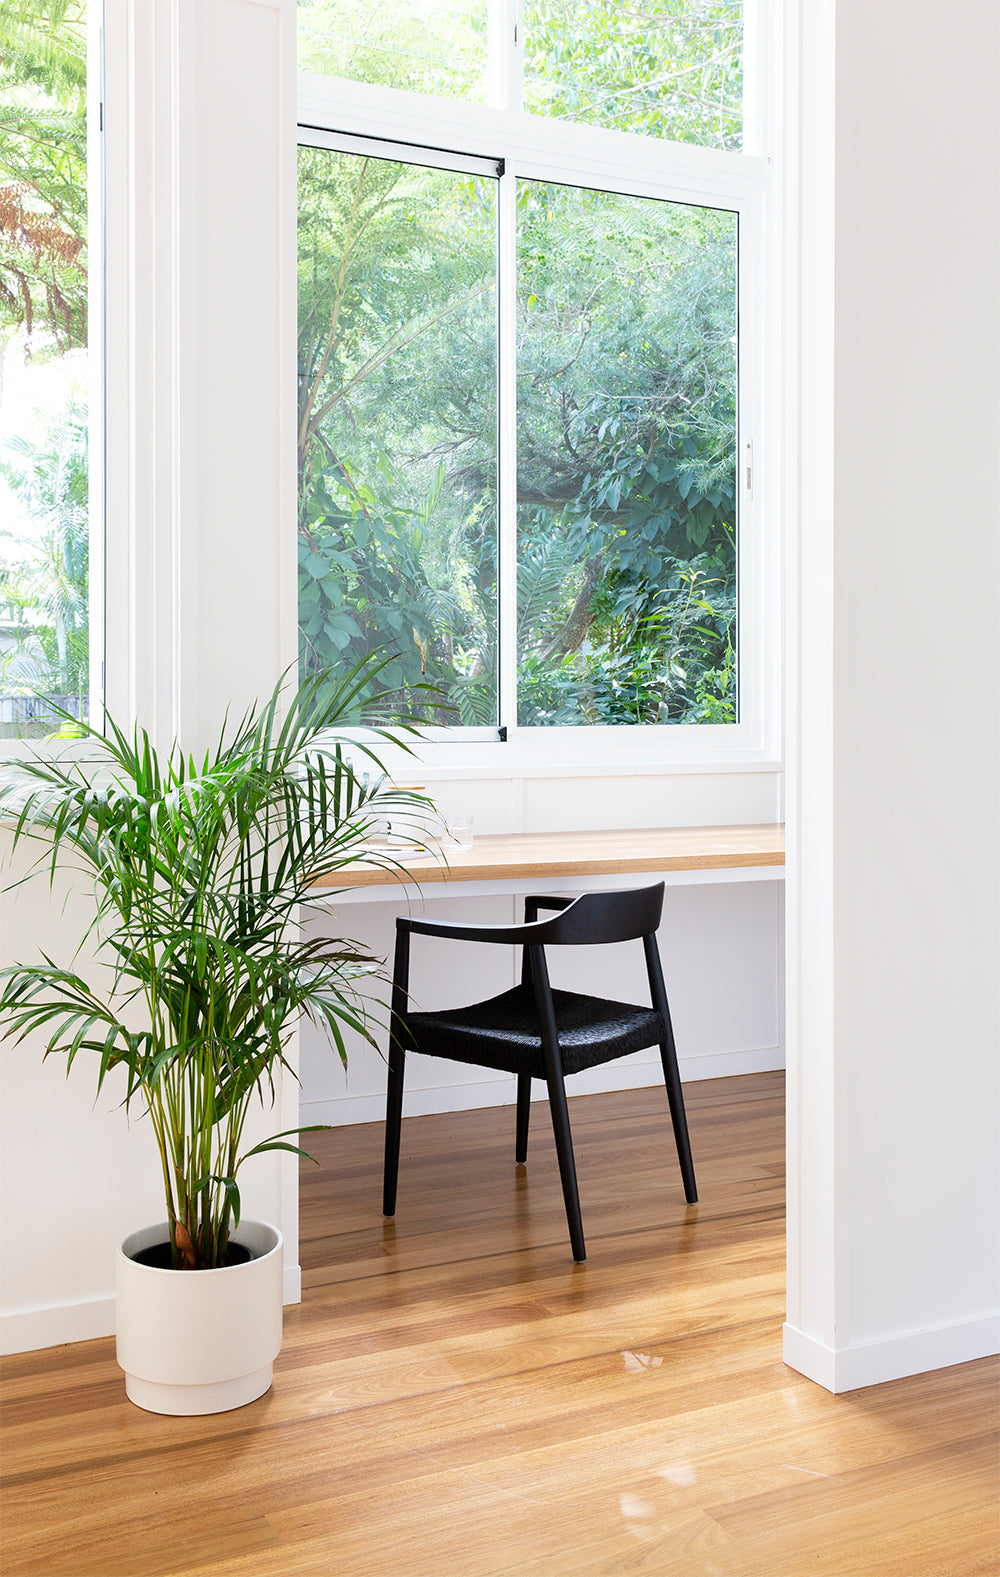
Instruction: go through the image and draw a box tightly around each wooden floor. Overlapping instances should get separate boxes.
[2,1072,997,1577]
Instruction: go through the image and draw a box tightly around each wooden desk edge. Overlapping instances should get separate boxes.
[310,825,785,891]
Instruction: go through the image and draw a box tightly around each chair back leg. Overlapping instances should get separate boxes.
[515,1073,532,1163]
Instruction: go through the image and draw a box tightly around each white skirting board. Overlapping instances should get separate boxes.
[1,1264,303,1358]
[2,1294,117,1358]
[300,1046,786,1129]
[782,1314,1000,1394]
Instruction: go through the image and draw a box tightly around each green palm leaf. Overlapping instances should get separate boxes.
[0,658,433,1267]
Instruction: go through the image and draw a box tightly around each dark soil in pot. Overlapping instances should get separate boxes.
[131,1241,254,1270]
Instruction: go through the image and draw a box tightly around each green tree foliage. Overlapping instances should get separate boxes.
[515,182,737,723]
[0,398,88,703]
[295,3,742,726]
[0,0,89,733]
[297,148,498,722]
[298,149,738,726]
[298,0,488,102]
[0,0,88,351]
[523,0,742,150]
[296,0,742,150]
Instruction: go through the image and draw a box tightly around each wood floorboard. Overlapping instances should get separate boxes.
[2,1071,997,1577]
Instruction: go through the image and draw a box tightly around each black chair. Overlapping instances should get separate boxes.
[383,883,697,1262]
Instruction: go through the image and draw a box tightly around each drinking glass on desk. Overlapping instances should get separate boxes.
[444,814,474,850]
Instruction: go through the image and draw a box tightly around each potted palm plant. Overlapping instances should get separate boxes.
[0,661,432,1414]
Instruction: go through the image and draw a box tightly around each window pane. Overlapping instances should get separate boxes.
[0,1,91,739]
[298,147,498,724]
[522,0,743,150]
[298,0,488,103]
[516,181,737,727]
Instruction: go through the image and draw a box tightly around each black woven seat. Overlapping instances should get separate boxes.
[383,884,697,1263]
[405,986,666,1079]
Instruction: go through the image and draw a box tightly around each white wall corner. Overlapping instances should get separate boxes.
[283,1262,302,1306]
[786,0,1000,1397]
[783,1315,1000,1396]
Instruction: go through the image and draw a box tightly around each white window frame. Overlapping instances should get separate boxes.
[87,0,106,741]
[296,1,781,780]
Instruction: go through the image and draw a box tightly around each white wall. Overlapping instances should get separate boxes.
[785,0,1000,1391]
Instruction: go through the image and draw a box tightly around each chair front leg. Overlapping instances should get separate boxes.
[383,923,411,1216]
[644,933,698,1204]
[383,1038,405,1216]
[515,1073,531,1163]
[529,945,586,1262]
[545,1066,586,1262]
[657,1034,697,1204]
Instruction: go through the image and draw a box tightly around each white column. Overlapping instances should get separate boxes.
[104,0,297,750]
[0,0,299,1355]
[785,0,1000,1391]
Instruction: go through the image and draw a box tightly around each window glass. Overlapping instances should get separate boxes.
[522,0,743,150]
[516,181,737,726]
[0,0,91,738]
[297,146,499,724]
[297,0,488,103]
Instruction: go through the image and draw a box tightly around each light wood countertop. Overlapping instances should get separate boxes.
[310,823,785,890]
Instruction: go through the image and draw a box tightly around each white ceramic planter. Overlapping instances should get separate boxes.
[116,1219,283,1416]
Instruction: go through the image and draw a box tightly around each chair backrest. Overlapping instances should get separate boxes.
[540,884,664,946]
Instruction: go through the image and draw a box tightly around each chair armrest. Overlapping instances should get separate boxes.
[397,912,567,946]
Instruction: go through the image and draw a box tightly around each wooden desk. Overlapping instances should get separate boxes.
[310,824,784,905]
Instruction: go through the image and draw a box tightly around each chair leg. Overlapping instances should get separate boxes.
[383,1041,405,1216]
[643,931,697,1204]
[515,1074,531,1163]
[528,943,587,1262]
[545,1072,586,1262]
[658,1036,697,1204]
[384,924,411,1217]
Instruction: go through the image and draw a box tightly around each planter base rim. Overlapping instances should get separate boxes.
[124,1363,273,1416]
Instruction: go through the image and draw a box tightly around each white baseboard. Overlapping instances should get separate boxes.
[782,1313,1000,1394]
[301,1047,786,1129]
[1,1295,116,1356]
[679,1047,786,1082]
[2,1263,305,1358]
